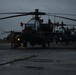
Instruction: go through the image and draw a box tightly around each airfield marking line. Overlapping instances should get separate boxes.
[0,55,38,66]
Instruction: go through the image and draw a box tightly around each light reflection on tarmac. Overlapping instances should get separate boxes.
[0,43,76,75]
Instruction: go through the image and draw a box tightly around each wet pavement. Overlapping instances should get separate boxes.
[0,43,76,75]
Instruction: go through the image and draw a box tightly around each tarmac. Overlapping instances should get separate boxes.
[0,42,76,75]
[0,42,76,49]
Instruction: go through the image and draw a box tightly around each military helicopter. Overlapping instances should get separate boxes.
[0,9,76,48]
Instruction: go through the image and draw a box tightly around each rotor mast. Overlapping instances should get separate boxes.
[35,9,40,20]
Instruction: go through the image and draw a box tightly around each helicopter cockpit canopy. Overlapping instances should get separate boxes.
[26,17,40,30]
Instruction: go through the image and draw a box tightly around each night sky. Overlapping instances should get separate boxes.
[0,0,76,38]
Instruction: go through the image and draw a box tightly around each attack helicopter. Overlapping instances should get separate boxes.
[0,9,76,48]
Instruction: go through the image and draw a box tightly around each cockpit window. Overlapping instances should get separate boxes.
[35,20,40,30]
[26,19,35,30]
[26,18,40,30]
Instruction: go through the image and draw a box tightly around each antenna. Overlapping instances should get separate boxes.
[48,3,50,20]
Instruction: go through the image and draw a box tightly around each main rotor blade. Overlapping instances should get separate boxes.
[49,14,76,21]
[49,13,76,16]
[0,14,28,20]
[0,11,46,15]
[0,12,28,14]
[1,31,10,35]
[1,12,76,16]
[64,24,76,26]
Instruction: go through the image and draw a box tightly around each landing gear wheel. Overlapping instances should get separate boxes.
[47,43,50,47]
[23,41,27,47]
[42,44,46,48]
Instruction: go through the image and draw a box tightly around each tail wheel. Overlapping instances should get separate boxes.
[23,41,27,47]
[47,43,50,47]
[42,43,46,48]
